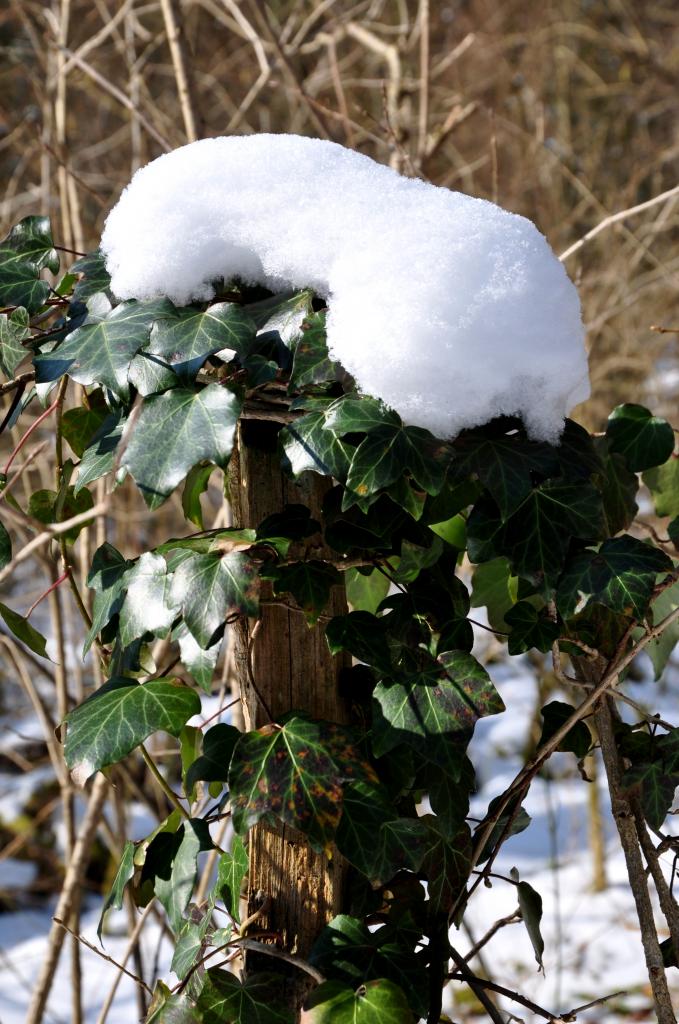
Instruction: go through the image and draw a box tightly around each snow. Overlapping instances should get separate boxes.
[101,134,589,442]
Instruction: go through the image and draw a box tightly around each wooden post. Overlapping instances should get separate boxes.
[228,418,351,1011]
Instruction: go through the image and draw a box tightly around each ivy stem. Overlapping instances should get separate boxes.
[25,569,69,619]
[3,394,60,475]
[140,743,190,820]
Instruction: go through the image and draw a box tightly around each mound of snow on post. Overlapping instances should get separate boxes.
[101,134,589,441]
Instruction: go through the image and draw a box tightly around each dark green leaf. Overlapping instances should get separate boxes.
[61,405,108,458]
[643,455,679,519]
[452,432,558,517]
[424,755,475,835]
[505,601,559,654]
[216,836,248,923]
[421,817,471,914]
[28,486,94,544]
[182,464,215,529]
[75,412,124,494]
[557,535,673,619]
[324,395,400,435]
[268,560,341,625]
[0,307,30,376]
[171,908,213,980]
[606,404,675,472]
[345,567,391,615]
[0,520,11,570]
[0,601,49,659]
[475,795,531,864]
[345,424,448,507]
[301,979,412,1023]
[392,535,443,584]
[64,676,201,782]
[154,818,213,933]
[0,216,58,312]
[70,251,111,302]
[372,651,504,766]
[144,303,256,382]
[517,880,544,971]
[639,580,679,680]
[336,781,428,886]
[621,760,678,830]
[170,550,259,648]
[84,543,132,654]
[539,701,591,759]
[185,723,240,793]
[97,840,135,941]
[34,298,173,399]
[197,969,292,1024]
[326,612,392,673]
[118,552,178,648]
[122,385,241,510]
[246,290,312,344]
[469,557,518,632]
[281,411,352,480]
[145,980,199,1024]
[289,312,338,390]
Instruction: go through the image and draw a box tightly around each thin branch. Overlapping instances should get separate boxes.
[53,917,153,996]
[560,181,679,261]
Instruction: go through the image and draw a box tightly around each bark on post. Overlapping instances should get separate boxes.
[228,418,351,1011]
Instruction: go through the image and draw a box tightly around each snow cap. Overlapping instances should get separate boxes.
[101,134,589,442]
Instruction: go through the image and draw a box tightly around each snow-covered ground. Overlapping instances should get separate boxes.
[1,652,677,1022]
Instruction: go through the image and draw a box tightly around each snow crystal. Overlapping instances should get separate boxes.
[101,134,589,441]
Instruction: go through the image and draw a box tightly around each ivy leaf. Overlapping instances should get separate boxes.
[28,486,94,545]
[216,836,248,923]
[122,385,242,509]
[75,412,124,494]
[0,601,49,659]
[0,216,58,311]
[517,879,545,971]
[144,303,256,382]
[372,651,504,767]
[470,557,518,632]
[34,298,173,399]
[197,969,292,1024]
[172,908,213,980]
[246,290,312,345]
[84,543,132,654]
[594,443,639,536]
[170,550,259,648]
[452,432,558,517]
[0,307,30,376]
[61,404,109,458]
[301,979,412,1024]
[324,395,401,435]
[557,535,673,620]
[336,781,428,886]
[345,567,391,615]
[281,411,353,480]
[182,464,215,529]
[420,817,471,915]
[268,560,341,625]
[145,981,199,1024]
[639,580,679,680]
[97,840,135,941]
[118,551,179,647]
[289,312,338,390]
[424,756,475,836]
[64,676,201,783]
[185,723,240,793]
[326,611,392,674]
[153,818,213,933]
[229,717,350,853]
[176,623,221,692]
[0,521,11,570]
[643,455,679,519]
[71,251,111,302]
[538,701,591,759]
[505,601,559,654]
[606,404,675,473]
[474,794,531,864]
[345,424,448,507]
[501,482,605,587]
[622,760,679,830]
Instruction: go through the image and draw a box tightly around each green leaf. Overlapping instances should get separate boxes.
[517,879,544,971]
[326,611,392,674]
[324,395,400,435]
[153,818,213,933]
[281,411,352,480]
[171,908,213,980]
[289,312,338,390]
[301,979,412,1024]
[452,432,558,517]
[75,412,124,494]
[505,601,559,654]
[170,550,259,648]
[392,535,443,584]
[0,307,30,376]
[216,835,248,923]
[470,557,518,632]
[372,651,504,766]
[538,701,591,759]
[145,980,200,1024]
[63,676,200,782]
[594,442,639,535]
[229,717,371,853]
[182,464,215,529]
[345,424,448,507]
[84,543,132,654]
[71,251,111,302]
[557,535,673,620]
[185,723,240,793]
[622,760,679,829]
[97,840,135,941]
[336,781,428,886]
[0,520,11,570]
[176,623,221,692]
[474,795,531,864]
[268,560,341,625]
[144,303,256,382]
[28,486,94,544]
[606,404,675,473]
[61,404,108,458]
[246,290,313,344]
[644,455,679,519]
[640,579,679,680]
[421,818,471,914]
[424,755,475,835]
[0,216,58,312]
[197,969,292,1024]
[34,298,173,399]
[345,567,390,615]
[118,551,179,647]
[122,385,241,509]
[0,601,49,659]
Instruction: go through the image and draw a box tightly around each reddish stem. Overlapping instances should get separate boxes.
[4,396,60,476]
[25,570,69,619]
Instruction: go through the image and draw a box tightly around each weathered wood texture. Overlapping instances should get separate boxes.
[229,419,351,1009]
